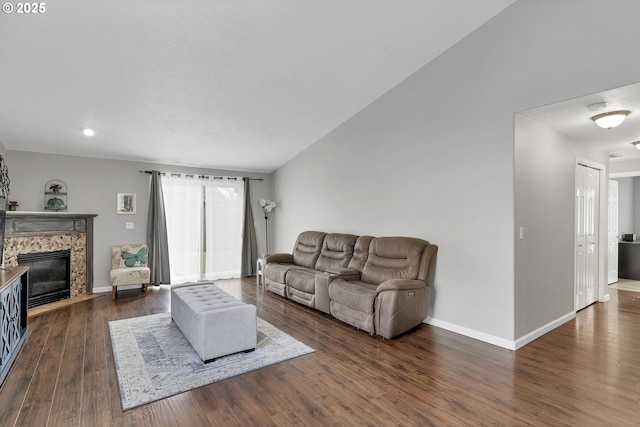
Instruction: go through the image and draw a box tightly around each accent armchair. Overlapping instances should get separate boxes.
[109,243,151,299]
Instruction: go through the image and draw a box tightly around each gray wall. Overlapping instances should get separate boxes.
[632,177,640,236]
[615,178,633,235]
[611,176,640,237]
[271,0,640,346]
[4,150,273,292]
[514,115,608,341]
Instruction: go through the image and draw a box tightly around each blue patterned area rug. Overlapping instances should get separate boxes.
[108,312,314,410]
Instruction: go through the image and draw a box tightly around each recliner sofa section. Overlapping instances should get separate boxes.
[263,231,437,339]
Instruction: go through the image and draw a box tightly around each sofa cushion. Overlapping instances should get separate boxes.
[264,262,295,283]
[285,267,317,294]
[329,279,377,334]
[292,231,327,268]
[328,279,378,314]
[361,237,427,285]
[330,300,375,334]
[315,233,358,272]
[347,236,373,272]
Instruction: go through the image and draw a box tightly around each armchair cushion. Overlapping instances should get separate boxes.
[111,243,149,269]
[110,267,150,287]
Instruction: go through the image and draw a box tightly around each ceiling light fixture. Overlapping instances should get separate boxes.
[632,141,640,150]
[590,110,630,129]
[83,128,95,137]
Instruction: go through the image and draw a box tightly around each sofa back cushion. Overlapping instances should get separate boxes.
[292,231,327,268]
[361,237,428,285]
[315,233,359,271]
[347,236,374,272]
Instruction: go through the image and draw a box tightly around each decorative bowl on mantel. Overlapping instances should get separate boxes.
[45,197,67,211]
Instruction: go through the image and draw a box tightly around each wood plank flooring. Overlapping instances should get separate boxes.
[1,279,639,426]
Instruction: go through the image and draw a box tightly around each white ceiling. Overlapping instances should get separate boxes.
[520,82,640,162]
[0,0,516,173]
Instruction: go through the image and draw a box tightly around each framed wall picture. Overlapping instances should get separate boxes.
[117,193,136,214]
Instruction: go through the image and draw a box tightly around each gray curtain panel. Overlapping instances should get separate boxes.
[241,177,258,276]
[147,170,171,285]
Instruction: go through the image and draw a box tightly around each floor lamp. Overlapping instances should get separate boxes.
[259,199,276,254]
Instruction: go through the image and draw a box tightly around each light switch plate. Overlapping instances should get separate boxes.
[126,222,134,230]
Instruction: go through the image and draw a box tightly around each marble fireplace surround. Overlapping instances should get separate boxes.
[4,212,97,296]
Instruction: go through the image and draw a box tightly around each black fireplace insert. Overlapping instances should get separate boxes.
[17,250,71,308]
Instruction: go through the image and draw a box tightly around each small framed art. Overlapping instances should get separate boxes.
[117,193,136,214]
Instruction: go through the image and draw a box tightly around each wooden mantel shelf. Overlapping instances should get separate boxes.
[7,211,97,216]
[6,211,97,237]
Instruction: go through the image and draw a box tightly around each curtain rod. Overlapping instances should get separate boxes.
[140,170,263,181]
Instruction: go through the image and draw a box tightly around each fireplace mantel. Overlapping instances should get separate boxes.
[6,211,97,236]
[5,211,98,294]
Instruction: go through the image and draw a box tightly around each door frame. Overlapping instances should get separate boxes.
[607,179,619,284]
[575,157,609,310]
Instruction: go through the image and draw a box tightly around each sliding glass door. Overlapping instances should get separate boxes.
[162,174,244,284]
[203,179,244,280]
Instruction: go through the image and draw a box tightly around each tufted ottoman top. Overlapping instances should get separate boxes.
[172,284,247,318]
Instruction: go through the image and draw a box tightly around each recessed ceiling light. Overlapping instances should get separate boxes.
[83,128,95,137]
[632,141,640,150]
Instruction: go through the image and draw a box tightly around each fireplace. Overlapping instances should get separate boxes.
[18,250,71,308]
[4,212,97,299]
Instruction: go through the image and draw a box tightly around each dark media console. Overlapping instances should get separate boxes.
[0,266,29,386]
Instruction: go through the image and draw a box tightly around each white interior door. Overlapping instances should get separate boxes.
[608,179,619,284]
[575,164,600,311]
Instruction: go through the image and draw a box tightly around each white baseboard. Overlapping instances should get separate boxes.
[425,310,576,351]
[513,311,575,349]
[424,317,517,350]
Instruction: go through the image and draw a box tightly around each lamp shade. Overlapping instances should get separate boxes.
[591,110,630,129]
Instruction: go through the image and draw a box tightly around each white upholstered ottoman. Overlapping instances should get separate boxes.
[171,282,257,362]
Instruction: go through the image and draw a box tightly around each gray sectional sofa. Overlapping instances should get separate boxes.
[263,231,438,339]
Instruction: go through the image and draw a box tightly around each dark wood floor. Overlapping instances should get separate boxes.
[1,279,639,426]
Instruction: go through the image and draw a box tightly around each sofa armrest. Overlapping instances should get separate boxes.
[263,253,293,264]
[374,279,430,339]
[376,279,426,292]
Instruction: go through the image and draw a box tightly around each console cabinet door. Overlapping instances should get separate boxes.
[9,280,21,345]
[0,280,21,370]
[0,284,11,371]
